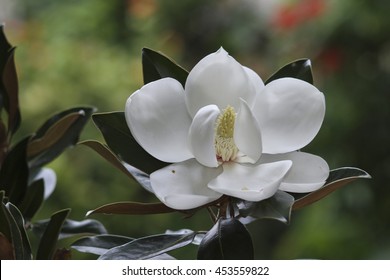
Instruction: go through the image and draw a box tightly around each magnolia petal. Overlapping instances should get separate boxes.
[188,105,220,168]
[150,159,223,210]
[259,152,329,192]
[253,78,325,154]
[208,161,292,201]
[125,78,193,163]
[234,99,262,163]
[242,66,265,108]
[185,48,256,117]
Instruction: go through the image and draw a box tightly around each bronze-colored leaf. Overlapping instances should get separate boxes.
[0,232,14,259]
[28,112,80,157]
[293,167,371,210]
[86,201,177,216]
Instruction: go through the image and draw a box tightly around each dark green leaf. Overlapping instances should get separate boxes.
[98,231,196,260]
[237,191,295,224]
[79,140,153,192]
[28,107,95,169]
[0,137,30,205]
[36,208,70,260]
[5,203,32,259]
[265,59,313,84]
[33,218,107,240]
[92,112,168,174]
[0,191,12,246]
[142,48,188,87]
[18,179,44,221]
[293,167,371,210]
[71,234,134,255]
[1,48,21,134]
[197,218,254,260]
[86,201,176,216]
[0,24,12,64]
[0,24,13,113]
[0,232,14,259]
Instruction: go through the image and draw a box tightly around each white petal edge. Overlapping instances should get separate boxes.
[234,99,262,163]
[188,105,220,168]
[259,152,330,192]
[184,47,256,117]
[150,159,223,210]
[208,161,292,201]
[253,77,325,154]
[242,66,265,108]
[125,78,193,163]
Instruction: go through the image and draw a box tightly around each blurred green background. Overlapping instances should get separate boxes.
[1,0,389,259]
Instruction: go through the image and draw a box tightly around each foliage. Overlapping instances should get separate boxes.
[0,25,105,260]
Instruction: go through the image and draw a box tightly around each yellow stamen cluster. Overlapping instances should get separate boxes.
[215,106,239,162]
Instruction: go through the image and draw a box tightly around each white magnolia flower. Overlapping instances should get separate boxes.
[125,48,329,210]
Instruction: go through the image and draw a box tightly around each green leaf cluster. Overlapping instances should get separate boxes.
[0,25,105,260]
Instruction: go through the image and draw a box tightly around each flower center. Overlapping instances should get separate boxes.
[215,106,239,162]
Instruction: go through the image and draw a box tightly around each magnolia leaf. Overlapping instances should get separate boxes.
[2,49,21,134]
[86,201,176,216]
[98,231,196,260]
[0,137,30,205]
[265,58,313,85]
[0,232,14,259]
[92,112,168,174]
[165,229,205,245]
[0,191,12,240]
[71,234,134,255]
[79,140,153,193]
[293,167,371,210]
[28,107,95,169]
[28,112,80,157]
[236,191,295,224]
[36,208,70,260]
[33,218,107,240]
[5,203,32,259]
[18,179,44,221]
[1,24,21,133]
[0,24,12,67]
[142,48,188,87]
[197,218,254,260]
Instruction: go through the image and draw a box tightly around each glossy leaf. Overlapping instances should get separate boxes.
[2,49,21,134]
[28,107,95,169]
[6,203,32,259]
[0,191,12,246]
[265,58,313,85]
[33,218,107,240]
[71,234,134,255]
[0,232,14,259]
[0,24,13,112]
[92,112,168,174]
[197,218,254,260]
[237,191,295,224]
[36,208,70,260]
[142,47,188,87]
[0,24,12,69]
[98,231,196,260]
[293,167,371,210]
[86,201,176,216]
[0,137,30,205]
[79,140,153,192]
[18,179,44,221]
